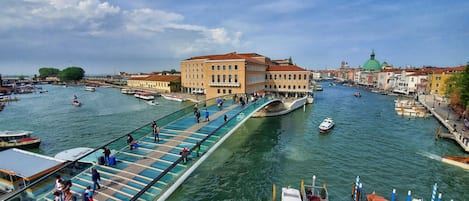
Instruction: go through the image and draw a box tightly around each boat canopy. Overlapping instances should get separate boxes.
[0,148,64,180]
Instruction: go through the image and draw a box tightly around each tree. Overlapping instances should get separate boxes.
[170,69,177,74]
[59,67,85,82]
[459,62,469,109]
[38,67,60,79]
[18,75,25,80]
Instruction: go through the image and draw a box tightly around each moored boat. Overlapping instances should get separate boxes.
[134,91,155,100]
[276,175,328,201]
[121,88,136,95]
[0,130,41,151]
[161,94,185,102]
[318,117,334,133]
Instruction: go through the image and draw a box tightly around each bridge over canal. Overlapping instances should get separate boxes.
[4,96,280,201]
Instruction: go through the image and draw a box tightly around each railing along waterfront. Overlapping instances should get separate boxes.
[3,94,272,201]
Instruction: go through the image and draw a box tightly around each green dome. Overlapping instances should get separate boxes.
[363,50,381,71]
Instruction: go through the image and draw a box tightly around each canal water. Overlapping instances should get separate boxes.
[166,84,469,201]
[0,85,192,155]
[1,84,468,200]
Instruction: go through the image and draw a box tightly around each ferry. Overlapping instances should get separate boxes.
[134,91,155,100]
[84,86,96,92]
[0,130,41,151]
[161,94,185,102]
[0,148,92,200]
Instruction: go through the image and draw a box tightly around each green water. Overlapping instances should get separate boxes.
[1,84,468,200]
[167,84,469,201]
[0,85,191,155]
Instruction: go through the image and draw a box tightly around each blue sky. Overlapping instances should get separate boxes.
[1,0,468,75]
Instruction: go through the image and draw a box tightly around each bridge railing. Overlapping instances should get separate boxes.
[2,94,253,200]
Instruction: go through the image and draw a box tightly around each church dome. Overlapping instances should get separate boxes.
[363,50,381,71]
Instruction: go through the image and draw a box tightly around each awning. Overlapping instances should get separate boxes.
[0,148,64,180]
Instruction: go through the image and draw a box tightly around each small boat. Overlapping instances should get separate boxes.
[277,175,328,201]
[72,99,81,107]
[85,86,96,92]
[319,117,334,133]
[146,100,159,105]
[314,85,323,91]
[354,92,362,97]
[0,130,41,151]
[134,91,155,100]
[161,94,185,102]
[441,156,469,170]
[121,88,136,95]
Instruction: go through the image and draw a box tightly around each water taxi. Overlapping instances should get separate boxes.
[319,117,334,133]
[0,131,41,151]
[134,91,155,100]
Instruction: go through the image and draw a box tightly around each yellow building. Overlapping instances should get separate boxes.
[127,75,181,93]
[181,52,310,99]
[428,66,466,97]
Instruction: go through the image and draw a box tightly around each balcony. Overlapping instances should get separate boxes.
[209,82,241,87]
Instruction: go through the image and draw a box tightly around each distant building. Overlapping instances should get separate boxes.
[362,50,381,71]
[127,74,181,93]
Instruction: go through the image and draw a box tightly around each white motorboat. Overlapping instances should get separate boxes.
[134,91,155,100]
[161,94,185,102]
[72,99,81,107]
[85,86,96,92]
[146,100,159,105]
[281,186,302,201]
[121,88,136,95]
[319,117,334,133]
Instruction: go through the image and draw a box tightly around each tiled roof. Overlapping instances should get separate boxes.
[129,75,180,82]
[184,52,265,64]
[267,65,306,71]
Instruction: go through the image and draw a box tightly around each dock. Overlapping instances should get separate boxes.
[418,95,469,152]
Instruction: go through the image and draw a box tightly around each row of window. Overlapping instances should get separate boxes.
[212,74,238,83]
[217,89,233,94]
[212,65,238,70]
[265,85,307,89]
[266,74,307,80]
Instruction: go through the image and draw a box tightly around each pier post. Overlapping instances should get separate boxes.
[431,183,438,201]
[391,189,396,201]
[406,190,411,201]
[437,193,442,201]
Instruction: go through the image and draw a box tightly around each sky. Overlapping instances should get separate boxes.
[0,0,468,76]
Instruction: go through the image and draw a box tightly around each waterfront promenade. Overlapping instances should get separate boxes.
[418,94,469,152]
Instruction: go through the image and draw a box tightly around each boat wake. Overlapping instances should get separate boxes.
[417,151,442,161]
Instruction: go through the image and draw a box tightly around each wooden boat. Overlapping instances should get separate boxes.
[319,117,334,133]
[0,131,41,151]
[441,156,469,170]
[354,92,362,97]
[134,91,155,100]
[367,193,389,201]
